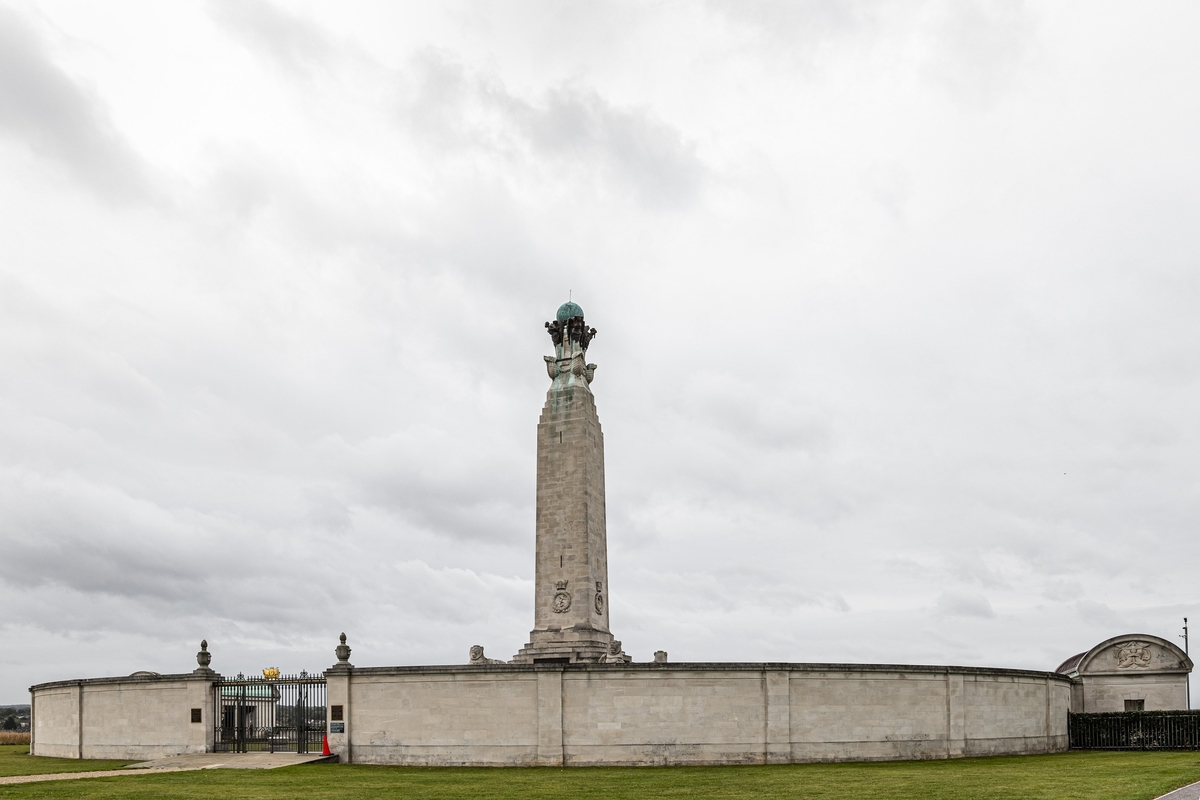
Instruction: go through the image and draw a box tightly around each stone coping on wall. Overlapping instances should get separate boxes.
[1080,667,1192,677]
[336,661,1075,683]
[30,672,220,693]
[31,661,1076,692]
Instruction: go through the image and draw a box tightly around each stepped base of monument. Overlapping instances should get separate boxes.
[510,627,614,663]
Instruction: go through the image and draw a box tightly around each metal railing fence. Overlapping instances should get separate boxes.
[1069,711,1200,750]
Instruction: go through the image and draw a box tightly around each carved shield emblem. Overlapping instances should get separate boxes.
[552,580,572,613]
[1116,642,1152,669]
[595,581,605,614]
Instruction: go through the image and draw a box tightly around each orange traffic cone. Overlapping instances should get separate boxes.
[322,734,331,756]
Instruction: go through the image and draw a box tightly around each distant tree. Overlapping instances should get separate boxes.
[1,716,17,731]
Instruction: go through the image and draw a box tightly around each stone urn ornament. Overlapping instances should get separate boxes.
[335,632,352,665]
[196,640,211,669]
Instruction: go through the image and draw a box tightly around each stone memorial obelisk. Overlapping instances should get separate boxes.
[512,301,624,664]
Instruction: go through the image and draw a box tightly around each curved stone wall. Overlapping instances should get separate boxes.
[30,661,1072,765]
[325,662,1073,766]
[29,673,214,760]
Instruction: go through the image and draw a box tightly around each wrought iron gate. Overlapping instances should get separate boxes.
[214,672,327,753]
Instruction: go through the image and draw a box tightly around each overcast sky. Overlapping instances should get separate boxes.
[2,0,1198,703]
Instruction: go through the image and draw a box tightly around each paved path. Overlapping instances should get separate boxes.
[0,767,195,786]
[1158,780,1200,800]
[0,752,335,786]
[122,752,335,770]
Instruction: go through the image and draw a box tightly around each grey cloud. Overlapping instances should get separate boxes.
[0,7,154,202]
[1074,600,1133,631]
[705,0,884,52]
[399,50,706,208]
[934,592,996,619]
[206,0,335,76]
[921,1,1038,105]
[3,1,1199,703]
[302,484,352,533]
[708,0,1037,104]
[191,140,558,317]
[525,84,703,208]
[1042,579,1084,603]
[390,561,527,627]
[681,372,831,453]
[344,430,530,543]
[863,162,912,222]
[0,459,529,640]
[622,570,746,616]
[0,469,256,603]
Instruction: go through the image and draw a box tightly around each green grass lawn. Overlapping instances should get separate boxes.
[2,750,1200,799]
[0,744,135,777]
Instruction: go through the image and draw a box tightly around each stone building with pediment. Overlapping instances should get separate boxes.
[1056,633,1193,713]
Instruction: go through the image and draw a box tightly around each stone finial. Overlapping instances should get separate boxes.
[654,650,668,664]
[192,639,216,676]
[335,632,352,665]
[196,640,211,669]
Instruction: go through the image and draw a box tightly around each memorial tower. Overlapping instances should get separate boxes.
[512,302,625,663]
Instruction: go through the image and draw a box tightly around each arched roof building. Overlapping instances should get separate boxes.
[1055,633,1192,713]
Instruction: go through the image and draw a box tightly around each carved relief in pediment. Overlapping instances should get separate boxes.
[1080,636,1191,675]
[1115,641,1153,669]
[1090,641,1163,671]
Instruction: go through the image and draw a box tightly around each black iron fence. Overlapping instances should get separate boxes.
[1070,711,1200,750]
[214,672,327,753]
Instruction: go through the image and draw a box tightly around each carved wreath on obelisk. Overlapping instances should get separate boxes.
[594,581,605,614]
[552,579,572,613]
